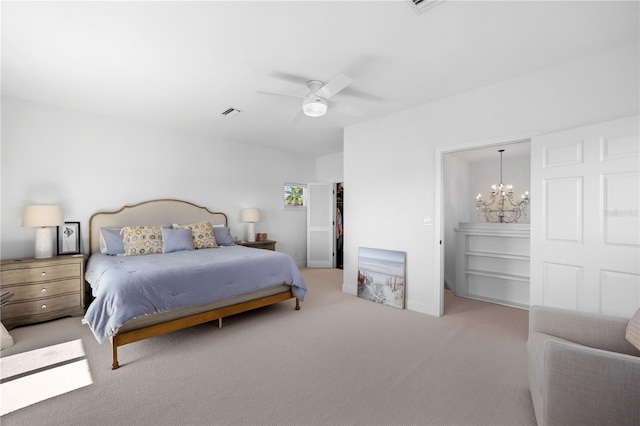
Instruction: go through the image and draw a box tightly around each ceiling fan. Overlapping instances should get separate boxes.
[256,74,358,123]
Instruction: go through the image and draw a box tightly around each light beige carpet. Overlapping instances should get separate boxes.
[1,268,535,425]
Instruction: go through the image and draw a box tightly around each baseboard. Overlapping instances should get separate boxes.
[406,300,439,316]
[342,282,357,295]
[342,283,439,316]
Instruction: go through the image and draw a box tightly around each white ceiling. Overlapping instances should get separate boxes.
[2,1,638,158]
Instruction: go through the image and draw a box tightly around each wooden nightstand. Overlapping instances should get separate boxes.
[0,255,86,330]
[236,240,276,251]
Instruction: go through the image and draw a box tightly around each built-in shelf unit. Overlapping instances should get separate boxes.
[454,222,530,309]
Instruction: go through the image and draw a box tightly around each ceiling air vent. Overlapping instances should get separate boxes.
[221,107,241,118]
[407,0,445,15]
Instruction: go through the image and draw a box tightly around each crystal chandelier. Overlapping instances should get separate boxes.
[476,149,530,223]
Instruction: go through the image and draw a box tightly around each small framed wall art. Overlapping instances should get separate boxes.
[357,247,406,309]
[58,221,81,255]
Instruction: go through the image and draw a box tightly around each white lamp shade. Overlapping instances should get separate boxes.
[22,205,64,227]
[241,208,261,223]
[302,97,327,117]
[22,205,63,259]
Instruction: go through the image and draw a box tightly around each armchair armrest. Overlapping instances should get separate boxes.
[529,305,639,356]
[543,339,640,425]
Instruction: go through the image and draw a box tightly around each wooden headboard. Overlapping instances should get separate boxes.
[89,199,228,255]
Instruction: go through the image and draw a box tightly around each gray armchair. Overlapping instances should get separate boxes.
[527,305,640,425]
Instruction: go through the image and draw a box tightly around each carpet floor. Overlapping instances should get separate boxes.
[1,268,536,425]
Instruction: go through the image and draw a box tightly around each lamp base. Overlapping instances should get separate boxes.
[34,227,54,259]
[246,222,256,242]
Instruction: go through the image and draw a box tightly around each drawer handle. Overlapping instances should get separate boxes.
[41,304,47,310]
[41,272,46,277]
[41,288,47,294]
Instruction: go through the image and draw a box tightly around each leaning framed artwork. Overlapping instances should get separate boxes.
[58,222,81,255]
[357,247,406,309]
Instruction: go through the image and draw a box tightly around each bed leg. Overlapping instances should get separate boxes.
[218,318,222,329]
[295,298,300,310]
[111,337,120,370]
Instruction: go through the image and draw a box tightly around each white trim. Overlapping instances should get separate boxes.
[342,282,357,295]
[435,148,444,317]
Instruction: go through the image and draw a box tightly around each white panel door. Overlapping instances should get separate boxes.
[530,116,639,317]
[307,183,335,268]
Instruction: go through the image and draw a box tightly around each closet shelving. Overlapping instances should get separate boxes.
[454,222,530,310]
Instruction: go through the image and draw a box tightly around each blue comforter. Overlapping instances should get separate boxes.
[82,245,307,342]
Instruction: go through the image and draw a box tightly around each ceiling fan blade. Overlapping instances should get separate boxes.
[337,87,385,103]
[268,71,309,86]
[255,90,304,100]
[316,74,354,99]
[288,108,304,125]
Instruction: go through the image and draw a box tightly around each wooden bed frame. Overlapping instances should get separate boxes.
[88,199,300,370]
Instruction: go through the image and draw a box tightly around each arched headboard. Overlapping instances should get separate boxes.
[89,199,228,255]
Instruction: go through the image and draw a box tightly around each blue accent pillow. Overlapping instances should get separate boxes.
[99,228,125,255]
[213,226,235,246]
[162,228,194,253]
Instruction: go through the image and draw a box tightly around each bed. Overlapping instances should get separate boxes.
[82,199,306,370]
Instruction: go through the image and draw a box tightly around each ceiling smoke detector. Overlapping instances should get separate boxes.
[407,0,445,15]
[221,107,241,117]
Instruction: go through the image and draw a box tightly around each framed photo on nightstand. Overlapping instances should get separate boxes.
[58,221,81,255]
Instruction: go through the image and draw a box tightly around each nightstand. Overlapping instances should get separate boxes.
[0,255,86,329]
[236,240,276,251]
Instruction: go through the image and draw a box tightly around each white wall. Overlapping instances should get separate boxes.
[344,42,639,316]
[316,152,344,183]
[1,97,317,266]
[469,154,531,224]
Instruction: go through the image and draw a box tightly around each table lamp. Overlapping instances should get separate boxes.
[241,208,261,242]
[22,205,64,259]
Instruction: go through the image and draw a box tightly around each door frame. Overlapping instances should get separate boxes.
[434,131,540,316]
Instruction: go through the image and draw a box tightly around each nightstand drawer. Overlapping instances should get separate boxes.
[1,263,80,285]
[236,240,276,251]
[2,293,82,318]
[3,278,81,301]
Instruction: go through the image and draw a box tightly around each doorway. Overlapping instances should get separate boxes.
[439,139,532,315]
[336,182,344,269]
[306,182,343,269]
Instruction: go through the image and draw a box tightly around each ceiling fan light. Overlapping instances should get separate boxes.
[302,97,328,117]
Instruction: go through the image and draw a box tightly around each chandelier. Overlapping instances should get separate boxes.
[475,149,530,223]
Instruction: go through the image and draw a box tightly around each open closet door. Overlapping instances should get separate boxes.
[530,115,639,317]
[307,183,335,268]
